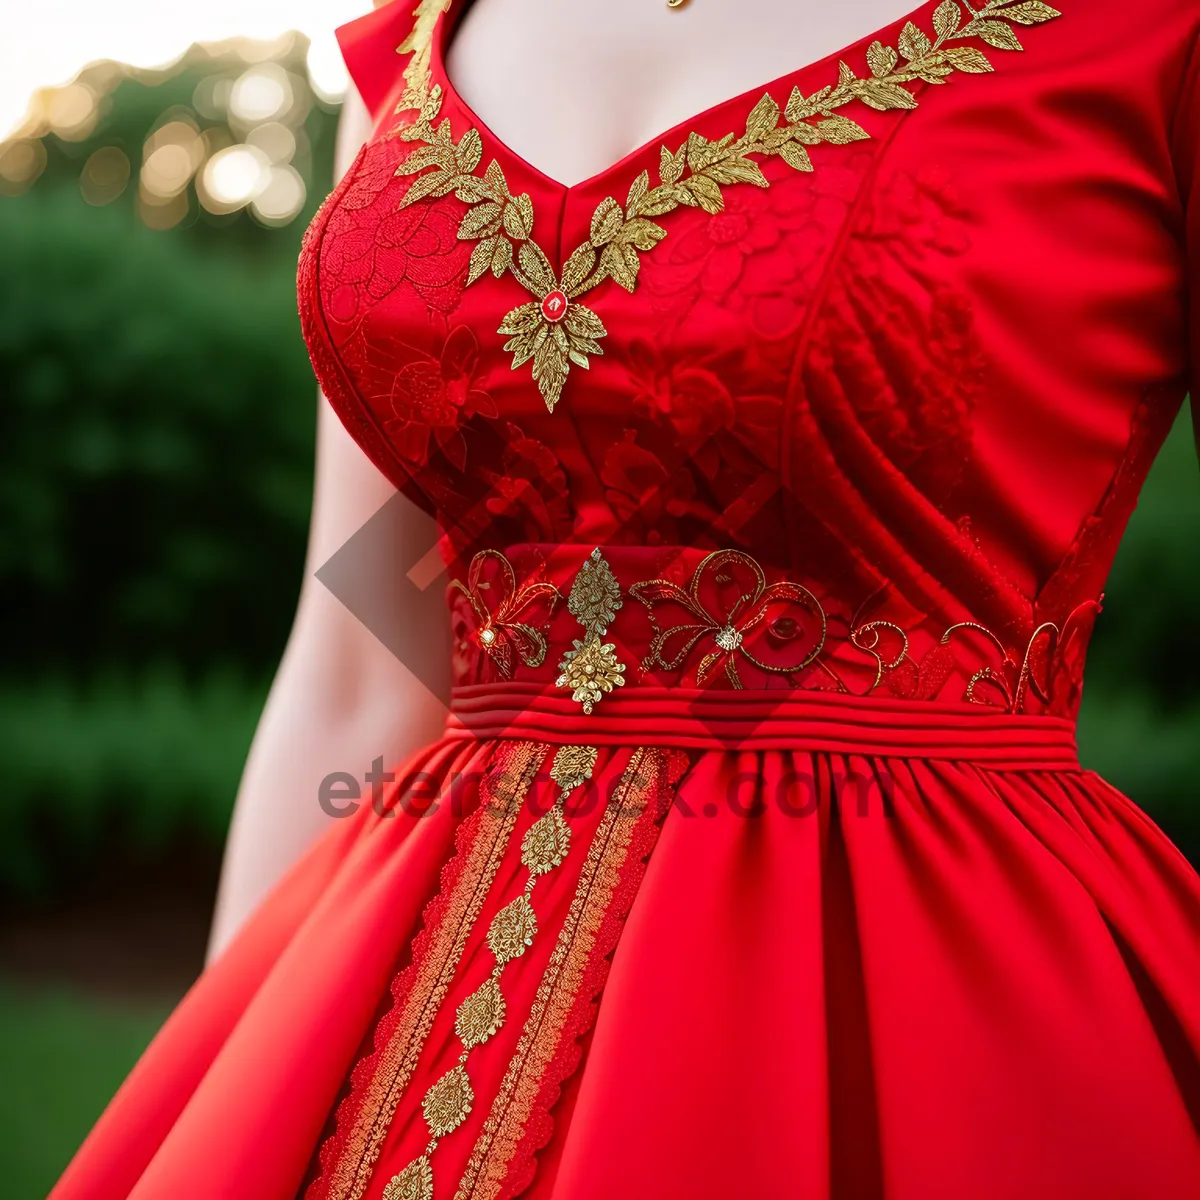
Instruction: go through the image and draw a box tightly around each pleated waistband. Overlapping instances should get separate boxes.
[445,684,1081,769]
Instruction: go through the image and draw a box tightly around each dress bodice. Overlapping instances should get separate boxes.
[298,0,1200,718]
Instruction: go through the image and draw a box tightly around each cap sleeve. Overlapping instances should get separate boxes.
[335,1,421,122]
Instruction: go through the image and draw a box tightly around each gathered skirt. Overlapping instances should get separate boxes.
[52,687,1200,1199]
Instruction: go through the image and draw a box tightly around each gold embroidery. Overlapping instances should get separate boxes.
[487,894,538,963]
[455,976,506,1049]
[521,806,570,875]
[456,748,663,1200]
[837,602,1095,712]
[450,550,560,680]
[391,0,1062,410]
[548,743,600,790]
[325,740,546,1200]
[422,1063,474,1136]
[384,744,598,1200]
[394,0,453,114]
[383,1156,433,1200]
[630,549,826,688]
[556,548,626,712]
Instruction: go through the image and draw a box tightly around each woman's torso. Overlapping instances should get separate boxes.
[300,0,1200,715]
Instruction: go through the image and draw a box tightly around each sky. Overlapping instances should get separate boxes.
[0,1,373,139]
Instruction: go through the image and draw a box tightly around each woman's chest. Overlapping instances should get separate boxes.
[443,0,937,188]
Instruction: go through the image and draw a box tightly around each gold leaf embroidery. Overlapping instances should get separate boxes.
[487,894,538,964]
[388,0,1059,411]
[521,807,571,876]
[455,749,666,1200]
[548,744,599,792]
[319,741,547,1200]
[394,0,453,114]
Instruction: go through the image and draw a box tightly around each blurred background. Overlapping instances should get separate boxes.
[0,3,1198,1196]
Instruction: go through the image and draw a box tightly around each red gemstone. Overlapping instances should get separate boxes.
[540,290,569,323]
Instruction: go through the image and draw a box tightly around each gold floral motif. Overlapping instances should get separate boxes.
[384,744,597,1200]
[549,744,599,791]
[450,550,560,680]
[630,549,826,688]
[521,807,571,876]
[487,894,538,964]
[422,1063,474,1137]
[391,0,1061,410]
[455,977,506,1049]
[382,1155,433,1200]
[556,548,626,712]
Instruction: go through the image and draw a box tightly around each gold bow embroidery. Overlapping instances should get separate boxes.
[630,549,827,688]
[450,550,560,679]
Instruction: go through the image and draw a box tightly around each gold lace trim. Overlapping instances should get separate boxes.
[326,739,546,1200]
[382,745,599,1200]
[456,747,663,1200]
[389,0,1062,411]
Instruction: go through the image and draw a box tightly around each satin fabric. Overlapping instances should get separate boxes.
[53,0,1200,1196]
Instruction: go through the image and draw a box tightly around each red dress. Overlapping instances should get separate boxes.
[54,0,1200,1196]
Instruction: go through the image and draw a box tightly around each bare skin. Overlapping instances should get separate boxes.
[207,0,921,959]
[207,90,451,961]
[445,0,922,189]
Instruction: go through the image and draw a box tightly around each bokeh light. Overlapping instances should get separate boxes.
[46,82,99,141]
[251,164,307,225]
[229,64,291,125]
[246,121,296,166]
[0,138,48,196]
[2,20,342,229]
[0,3,366,141]
[80,145,131,205]
[199,142,271,213]
[140,118,204,199]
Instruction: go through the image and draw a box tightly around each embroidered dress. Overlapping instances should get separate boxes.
[54,0,1200,1196]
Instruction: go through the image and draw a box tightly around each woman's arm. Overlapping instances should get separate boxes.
[206,89,451,962]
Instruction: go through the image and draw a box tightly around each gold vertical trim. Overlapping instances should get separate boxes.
[455,747,661,1200]
[382,745,598,1200]
[325,739,548,1200]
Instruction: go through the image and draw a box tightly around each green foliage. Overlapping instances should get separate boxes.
[1083,405,1200,709]
[1077,406,1200,862]
[0,670,264,897]
[0,185,316,675]
[0,981,170,1200]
